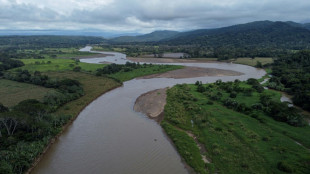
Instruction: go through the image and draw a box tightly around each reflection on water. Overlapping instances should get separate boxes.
[31,47,265,174]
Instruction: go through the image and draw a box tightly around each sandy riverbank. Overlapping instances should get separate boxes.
[133,88,211,166]
[59,53,114,59]
[128,57,217,63]
[138,66,243,79]
[134,88,167,121]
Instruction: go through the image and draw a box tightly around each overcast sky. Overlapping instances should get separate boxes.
[1,0,310,33]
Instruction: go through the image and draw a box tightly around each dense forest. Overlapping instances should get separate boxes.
[268,51,310,111]
[106,21,310,58]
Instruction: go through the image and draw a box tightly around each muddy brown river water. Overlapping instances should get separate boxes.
[31,46,265,174]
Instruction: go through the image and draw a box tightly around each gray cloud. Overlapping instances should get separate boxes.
[0,0,310,32]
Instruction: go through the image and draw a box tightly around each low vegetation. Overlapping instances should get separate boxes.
[17,58,107,73]
[232,57,274,67]
[96,62,183,82]
[162,80,310,173]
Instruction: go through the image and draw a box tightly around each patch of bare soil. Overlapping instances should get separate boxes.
[134,88,168,120]
[138,66,243,79]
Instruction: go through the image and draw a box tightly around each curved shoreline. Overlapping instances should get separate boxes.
[134,88,168,119]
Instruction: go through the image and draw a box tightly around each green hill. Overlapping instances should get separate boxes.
[164,21,310,50]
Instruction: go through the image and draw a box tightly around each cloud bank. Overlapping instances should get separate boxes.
[0,0,310,33]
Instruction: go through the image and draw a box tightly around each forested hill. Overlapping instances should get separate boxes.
[0,36,106,50]
[304,23,310,30]
[110,30,179,42]
[163,21,310,50]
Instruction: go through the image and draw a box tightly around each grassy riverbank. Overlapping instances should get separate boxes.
[162,81,310,173]
[231,57,274,67]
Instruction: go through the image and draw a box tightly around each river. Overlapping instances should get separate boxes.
[31,46,265,174]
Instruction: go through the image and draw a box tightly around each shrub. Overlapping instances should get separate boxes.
[230,91,237,98]
[277,161,293,173]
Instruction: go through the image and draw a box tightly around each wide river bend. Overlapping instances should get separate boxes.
[31,46,265,174]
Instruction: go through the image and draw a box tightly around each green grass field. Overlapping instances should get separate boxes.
[18,47,100,59]
[16,59,183,81]
[232,57,274,67]
[163,83,310,174]
[0,79,55,107]
[16,58,107,73]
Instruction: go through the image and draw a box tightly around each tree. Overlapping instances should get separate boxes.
[14,99,48,121]
[0,111,23,136]
[73,66,81,72]
[260,93,272,110]
[256,61,263,68]
[0,103,8,113]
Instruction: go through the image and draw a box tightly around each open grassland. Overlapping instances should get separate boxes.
[16,58,107,73]
[42,71,121,116]
[163,83,310,174]
[232,57,274,66]
[0,79,55,107]
[18,47,99,59]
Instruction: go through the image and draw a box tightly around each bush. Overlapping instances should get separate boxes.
[277,161,293,173]
[207,101,213,105]
[73,66,81,72]
[230,91,237,98]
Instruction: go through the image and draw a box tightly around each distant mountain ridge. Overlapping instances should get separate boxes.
[303,23,310,30]
[109,21,310,47]
[160,21,310,50]
[110,30,179,42]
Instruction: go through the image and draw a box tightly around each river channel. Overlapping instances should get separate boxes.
[31,46,265,174]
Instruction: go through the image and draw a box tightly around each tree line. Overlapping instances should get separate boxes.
[96,61,150,76]
[267,50,310,111]
[0,70,84,173]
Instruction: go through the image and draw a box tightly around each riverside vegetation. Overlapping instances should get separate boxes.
[0,36,182,174]
[267,51,310,111]
[162,79,310,173]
